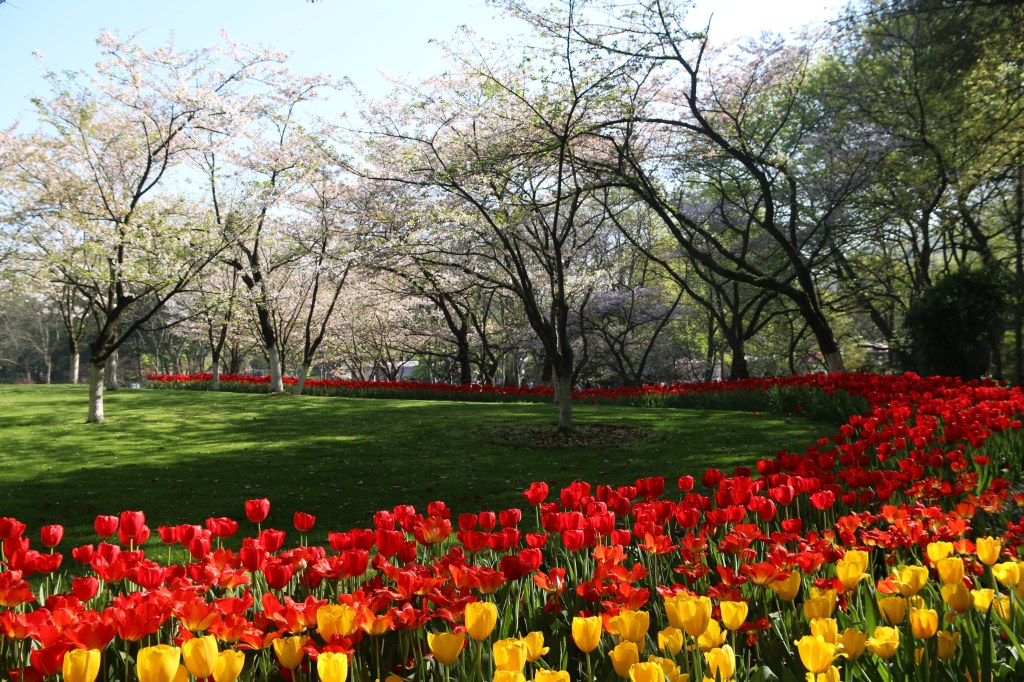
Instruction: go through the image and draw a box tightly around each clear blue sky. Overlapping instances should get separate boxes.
[0,0,846,129]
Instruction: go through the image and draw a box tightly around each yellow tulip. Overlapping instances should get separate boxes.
[992,561,1020,588]
[212,650,245,682]
[137,645,182,682]
[647,655,686,682]
[937,631,959,661]
[272,635,307,670]
[769,570,802,601]
[317,652,349,682]
[836,550,869,590]
[936,557,964,585]
[658,626,684,655]
[465,601,499,641]
[976,536,1001,565]
[493,638,528,673]
[428,631,466,666]
[941,581,972,615]
[720,601,748,632]
[994,595,1015,621]
[840,628,866,660]
[520,631,549,662]
[703,644,735,681]
[317,604,357,640]
[895,565,929,597]
[610,609,650,645]
[806,667,841,682]
[809,618,839,644]
[803,589,837,620]
[865,626,900,659]
[697,620,726,652]
[573,616,603,653]
[534,671,570,682]
[493,672,527,682]
[972,588,995,612]
[926,541,954,563]
[182,635,218,678]
[63,649,101,682]
[795,635,841,674]
[665,594,711,637]
[877,596,907,625]
[171,666,188,682]
[629,661,665,682]
[609,641,639,678]
[909,609,938,639]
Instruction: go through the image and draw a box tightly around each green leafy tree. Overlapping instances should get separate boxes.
[905,267,1007,377]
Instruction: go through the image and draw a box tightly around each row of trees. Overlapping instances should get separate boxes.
[2,0,1022,428]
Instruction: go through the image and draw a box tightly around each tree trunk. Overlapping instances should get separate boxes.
[69,343,80,385]
[45,359,52,385]
[729,348,749,380]
[211,356,221,392]
[553,369,573,432]
[456,340,473,385]
[88,361,105,424]
[105,352,119,391]
[268,343,285,393]
[803,308,846,373]
[293,361,311,396]
[540,354,554,386]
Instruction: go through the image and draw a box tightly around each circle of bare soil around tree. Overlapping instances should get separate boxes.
[486,423,649,449]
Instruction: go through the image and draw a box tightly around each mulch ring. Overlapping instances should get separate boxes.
[486,423,649,449]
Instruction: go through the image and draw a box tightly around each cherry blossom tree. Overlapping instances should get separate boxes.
[4,32,298,421]
[361,34,630,430]
[201,72,341,393]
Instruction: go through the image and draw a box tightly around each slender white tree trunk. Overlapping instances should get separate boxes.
[104,352,119,391]
[45,359,52,385]
[88,362,105,423]
[293,361,311,396]
[70,350,80,385]
[268,343,285,393]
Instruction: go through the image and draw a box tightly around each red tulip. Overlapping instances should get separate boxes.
[40,525,63,549]
[71,576,99,601]
[118,523,150,548]
[458,513,478,531]
[119,511,145,537]
[157,526,180,545]
[499,508,522,527]
[523,482,549,505]
[245,498,271,524]
[478,512,497,531]
[93,515,118,538]
[810,490,836,510]
[293,512,316,533]
[0,517,26,540]
[206,517,239,538]
[258,529,285,553]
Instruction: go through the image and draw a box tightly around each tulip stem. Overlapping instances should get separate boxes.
[585,651,593,682]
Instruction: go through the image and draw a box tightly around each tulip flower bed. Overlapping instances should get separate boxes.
[146,373,872,424]
[4,373,1024,682]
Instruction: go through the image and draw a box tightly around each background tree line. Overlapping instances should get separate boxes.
[1,0,1022,426]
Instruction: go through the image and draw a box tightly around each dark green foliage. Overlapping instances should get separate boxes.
[905,267,1007,377]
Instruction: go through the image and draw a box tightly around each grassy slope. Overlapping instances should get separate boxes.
[0,385,836,550]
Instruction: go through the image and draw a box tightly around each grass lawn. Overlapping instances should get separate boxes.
[0,385,837,551]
